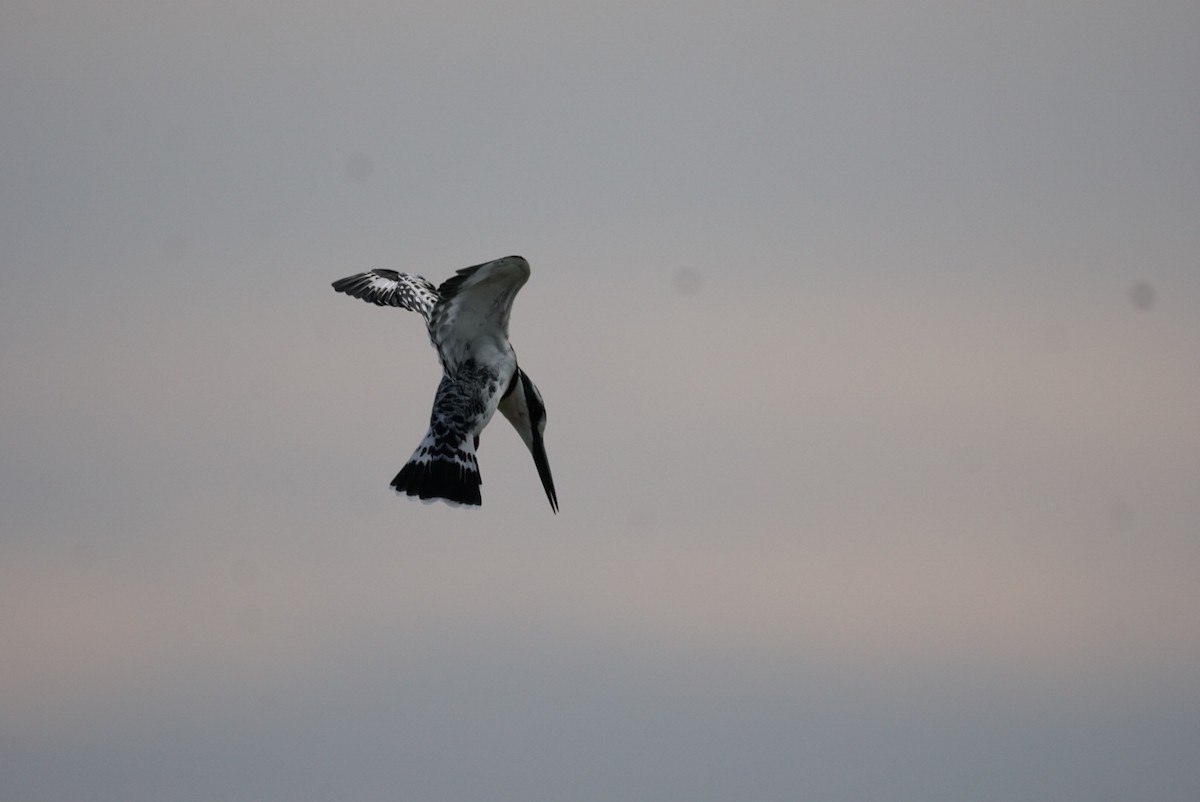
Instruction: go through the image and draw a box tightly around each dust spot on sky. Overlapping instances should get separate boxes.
[160,232,187,261]
[229,558,261,590]
[1043,324,1070,352]
[248,211,276,239]
[1129,281,1156,311]
[158,124,185,155]
[956,445,985,475]
[672,266,703,296]
[236,604,263,635]
[1108,500,1135,533]
[344,151,374,182]
[71,541,98,571]
[625,501,657,533]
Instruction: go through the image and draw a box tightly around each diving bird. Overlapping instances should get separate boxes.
[331,255,557,512]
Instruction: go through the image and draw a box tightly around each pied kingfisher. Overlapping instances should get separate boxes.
[332,255,557,512]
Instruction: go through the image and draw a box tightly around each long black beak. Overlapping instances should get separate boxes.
[531,431,558,513]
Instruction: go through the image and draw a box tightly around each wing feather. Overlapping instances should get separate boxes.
[332,269,439,318]
[430,256,530,362]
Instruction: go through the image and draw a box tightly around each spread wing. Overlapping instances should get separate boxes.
[430,255,531,364]
[332,269,439,319]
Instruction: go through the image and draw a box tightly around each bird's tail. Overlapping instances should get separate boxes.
[390,430,482,507]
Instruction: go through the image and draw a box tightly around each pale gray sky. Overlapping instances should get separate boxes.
[3,2,1199,800]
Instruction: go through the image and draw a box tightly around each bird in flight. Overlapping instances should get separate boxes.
[332,255,557,512]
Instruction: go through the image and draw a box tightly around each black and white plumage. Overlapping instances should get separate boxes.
[332,255,557,512]
[329,269,438,316]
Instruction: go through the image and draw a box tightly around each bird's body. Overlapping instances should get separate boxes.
[332,255,557,512]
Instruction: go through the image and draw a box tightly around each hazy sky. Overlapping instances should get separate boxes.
[3,2,1199,800]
